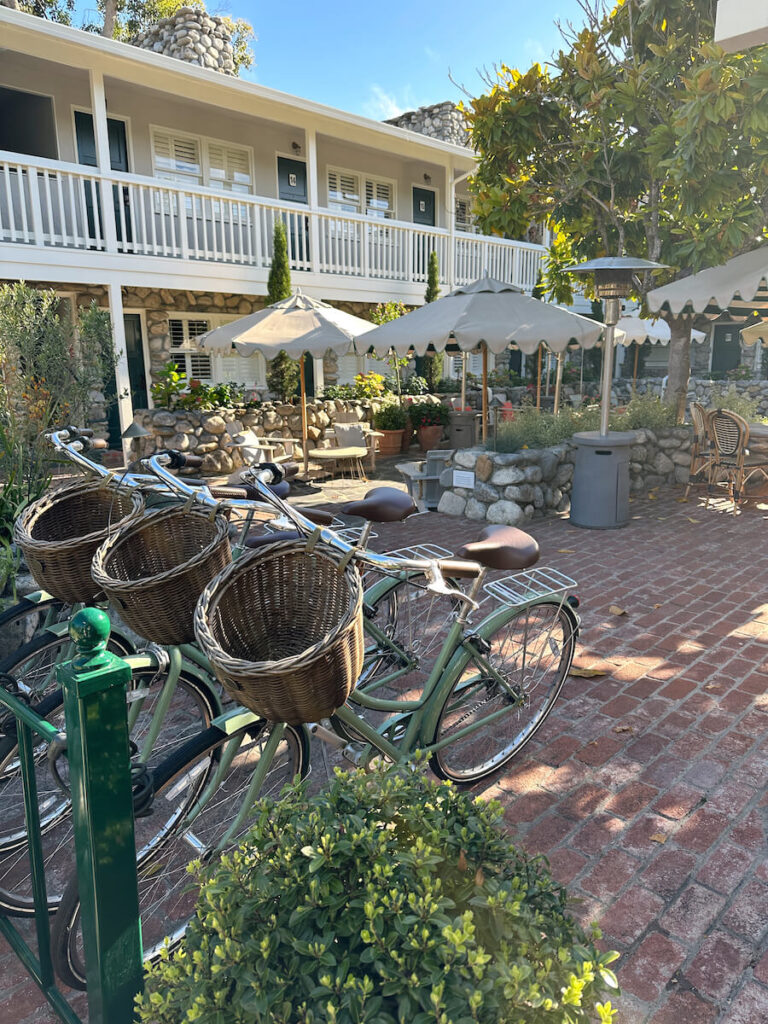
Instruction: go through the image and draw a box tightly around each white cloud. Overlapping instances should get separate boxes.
[362,85,407,120]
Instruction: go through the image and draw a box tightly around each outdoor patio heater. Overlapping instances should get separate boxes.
[567,256,667,529]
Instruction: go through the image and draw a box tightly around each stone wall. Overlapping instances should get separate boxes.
[612,377,768,416]
[133,399,383,475]
[133,7,236,74]
[386,102,470,148]
[437,427,693,525]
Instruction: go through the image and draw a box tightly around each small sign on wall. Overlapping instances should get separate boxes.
[453,470,475,488]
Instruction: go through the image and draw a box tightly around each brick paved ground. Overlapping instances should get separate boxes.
[4,478,768,1022]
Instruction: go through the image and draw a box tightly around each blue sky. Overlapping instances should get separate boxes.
[118,1,585,118]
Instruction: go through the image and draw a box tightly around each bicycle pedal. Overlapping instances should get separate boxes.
[341,741,368,767]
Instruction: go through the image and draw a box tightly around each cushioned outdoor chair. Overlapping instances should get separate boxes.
[311,422,370,481]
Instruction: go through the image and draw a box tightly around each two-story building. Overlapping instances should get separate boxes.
[0,5,545,441]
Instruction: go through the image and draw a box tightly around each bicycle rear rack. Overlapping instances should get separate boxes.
[483,567,577,607]
[384,543,453,560]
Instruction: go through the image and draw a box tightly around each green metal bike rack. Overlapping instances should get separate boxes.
[0,608,143,1024]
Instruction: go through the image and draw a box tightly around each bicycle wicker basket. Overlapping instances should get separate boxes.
[91,505,231,645]
[194,537,364,725]
[14,480,145,604]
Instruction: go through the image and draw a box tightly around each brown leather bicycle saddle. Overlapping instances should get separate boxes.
[456,525,540,571]
[340,487,419,523]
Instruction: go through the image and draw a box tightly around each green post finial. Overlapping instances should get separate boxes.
[69,608,111,665]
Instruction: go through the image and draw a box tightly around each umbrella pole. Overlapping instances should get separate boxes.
[460,351,466,410]
[299,353,309,477]
[545,350,552,397]
[536,345,542,411]
[481,343,488,444]
[633,343,639,395]
[554,352,563,415]
[580,353,584,402]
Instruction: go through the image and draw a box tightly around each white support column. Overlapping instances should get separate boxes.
[305,128,320,274]
[313,356,324,396]
[107,281,134,459]
[447,165,456,292]
[89,69,118,254]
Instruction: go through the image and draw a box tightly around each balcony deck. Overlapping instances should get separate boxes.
[0,152,545,300]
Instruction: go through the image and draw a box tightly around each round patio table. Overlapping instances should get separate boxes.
[747,422,768,453]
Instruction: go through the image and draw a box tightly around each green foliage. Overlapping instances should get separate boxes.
[425,250,440,304]
[373,403,407,430]
[408,401,451,428]
[401,374,428,395]
[19,0,74,23]
[267,221,292,304]
[320,383,357,400]
[369,302,410,325]
[437,377,463,393]
[150,361,188,409]
[726,365,752,382]
[709,386,758,422]
[353,372,387,400]
[494,394,677,452]
[266,350,299,403]
[415,353,444,392]
[137,763,618,1024]
[176,379,249,411]
[488,368,524,388]
[0,285,118,540]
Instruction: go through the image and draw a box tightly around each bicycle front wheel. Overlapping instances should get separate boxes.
[51,719,307,988]
[430,601,576,783]
[0,594,68,665]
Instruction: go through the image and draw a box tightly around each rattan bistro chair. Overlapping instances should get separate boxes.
[684,402,714,500]
[707,408,768,508]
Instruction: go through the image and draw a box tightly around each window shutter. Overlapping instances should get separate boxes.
[365,179,393,219]
[328,170,361,212]
[208,142,251,193]
[153,130,202,185]
[169,319,185,349]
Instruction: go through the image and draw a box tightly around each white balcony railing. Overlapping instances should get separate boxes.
[0,152,545,291]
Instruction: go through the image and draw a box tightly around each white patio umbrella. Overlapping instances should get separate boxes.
[647,246,768,315]
[363,277,605,440]
[740,321,768,346]
[197,290,374,474]
[613,316,706,389]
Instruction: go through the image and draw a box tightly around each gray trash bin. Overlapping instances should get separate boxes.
[448,411,477,448]
[570,430,635,529]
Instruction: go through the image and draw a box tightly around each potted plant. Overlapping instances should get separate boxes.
[409,400,450,451]
[372,402,407,457]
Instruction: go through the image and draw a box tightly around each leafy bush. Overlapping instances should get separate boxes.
[726,365,752,381]
[369,301,410,325]
[488,368,524,388]
[493,394,678,452]
[373,403,407,430]
[321,383,357,400]
[409,400,451,428]
[401,374,428,395]
[0,286,117,540]
[353,371,388,400]
[709,385,758,421]
[266,350,300,403]
[137,764,618,1024]
[437,377,462,393]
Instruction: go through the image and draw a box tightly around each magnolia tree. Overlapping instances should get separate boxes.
[464,0,768,421]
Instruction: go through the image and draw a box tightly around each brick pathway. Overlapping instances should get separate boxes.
[4,485,768,1022]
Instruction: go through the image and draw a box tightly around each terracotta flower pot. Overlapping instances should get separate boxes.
[417,424,443,452]
[377,428,404,457]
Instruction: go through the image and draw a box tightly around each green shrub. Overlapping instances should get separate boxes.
[266,350,300,403]
[493,393,679,452]
[409,400,451,428]
[709,385,758,421]
[137,764,618,1024]
[437,377,462,393]
[373,403,407,430]
[321,383,357,400]
[401,374,428,395]
[267,221,291,303]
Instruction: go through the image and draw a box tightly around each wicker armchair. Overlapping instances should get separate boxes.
[684,402,714,500]
[707,408,768,508]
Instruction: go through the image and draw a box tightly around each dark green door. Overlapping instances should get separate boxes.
[277,157,309,265]
[711,324,741,375]
[75,111,132,245]
[106,315,148,447]
[412,187,435,227]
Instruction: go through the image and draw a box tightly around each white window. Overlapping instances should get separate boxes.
[168,315,266,387]
[455,197,475,232]
[327,168,394,219]
[152,128,252,195]
[169,318,213,381]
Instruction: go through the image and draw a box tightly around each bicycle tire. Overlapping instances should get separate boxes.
[51,719,307,988]
[0,594,66,663]
[430,601,577,783]
[0,651,219,916]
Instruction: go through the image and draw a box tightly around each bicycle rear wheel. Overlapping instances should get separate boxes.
[51,719,307,988]
[0,595,68,665]
[430,601,576,783]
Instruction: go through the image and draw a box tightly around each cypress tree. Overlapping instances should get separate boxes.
[267,221,291,303]
[425,250,440,304]
[420,250,442,386]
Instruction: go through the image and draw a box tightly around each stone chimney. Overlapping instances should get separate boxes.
[133,6,235,75]
[386,101,471,148]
